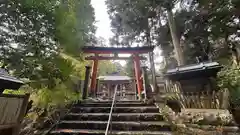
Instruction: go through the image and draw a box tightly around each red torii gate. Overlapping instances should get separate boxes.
[82,46,154,99]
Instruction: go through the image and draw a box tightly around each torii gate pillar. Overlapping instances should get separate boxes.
[133,54,143,100]
[90,59,98,95]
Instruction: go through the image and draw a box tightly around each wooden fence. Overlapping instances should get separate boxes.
[0,94,30,135]
[165,83,229,109]
[174,90,229,109]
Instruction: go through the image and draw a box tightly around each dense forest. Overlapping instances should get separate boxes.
[0,0,122,121]
[106,0,240,69]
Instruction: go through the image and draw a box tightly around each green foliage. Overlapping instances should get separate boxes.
[0,0,96,116]
[60,53,89,79]
[218,67,240,104]
[32,82,79,109]
[3,89,26,95]
[106,0,188,65]
[0,0,95,87]
[98,61,125,76]
[218,67,240,89]
[106,0,151,46]
[124,59,135,77]
[55,0,96,55]
[106,0,240,68]
[29,53,86,109]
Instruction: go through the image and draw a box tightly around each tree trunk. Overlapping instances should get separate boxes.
[149,51,157,92]
[231,46,240,66]
[146,22,157,93]
[166,9,185,66]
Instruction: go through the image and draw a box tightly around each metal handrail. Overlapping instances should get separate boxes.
[105,84,119,135]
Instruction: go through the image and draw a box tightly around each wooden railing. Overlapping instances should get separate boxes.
[0,94,30,135]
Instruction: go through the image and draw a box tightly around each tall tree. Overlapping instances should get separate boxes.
[0,0,96,88]
[166,3,185,65]
[107,0,240,68]
[106,0,187,66]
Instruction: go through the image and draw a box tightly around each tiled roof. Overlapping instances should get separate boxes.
[165,61,222,75]
[0,68,23,84]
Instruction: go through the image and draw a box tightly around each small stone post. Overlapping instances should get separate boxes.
[132,80,138,100]
[142,66,150,100]
[82,66,91,100]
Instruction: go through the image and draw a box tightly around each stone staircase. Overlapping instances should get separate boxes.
[47,100,172,135]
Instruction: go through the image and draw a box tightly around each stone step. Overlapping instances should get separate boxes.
[71,106,159,113]
[74,103,154,107]
[49,129,172,135]
[64,113,164,121]
[82,100,143,104]
[44,100,172,135]
[57,121,171,131]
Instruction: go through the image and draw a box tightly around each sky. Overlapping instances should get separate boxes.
[91,0,128,66]
[91,0,113,41]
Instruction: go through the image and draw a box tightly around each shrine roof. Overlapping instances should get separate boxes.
[82,46,154,54]
[98,75,132,81]
[164,61,222,80]
[0,68,24,90]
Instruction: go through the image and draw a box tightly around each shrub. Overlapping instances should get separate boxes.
[217,67,240,105]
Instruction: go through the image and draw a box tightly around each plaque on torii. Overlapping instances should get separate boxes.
[82,46,154,99]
